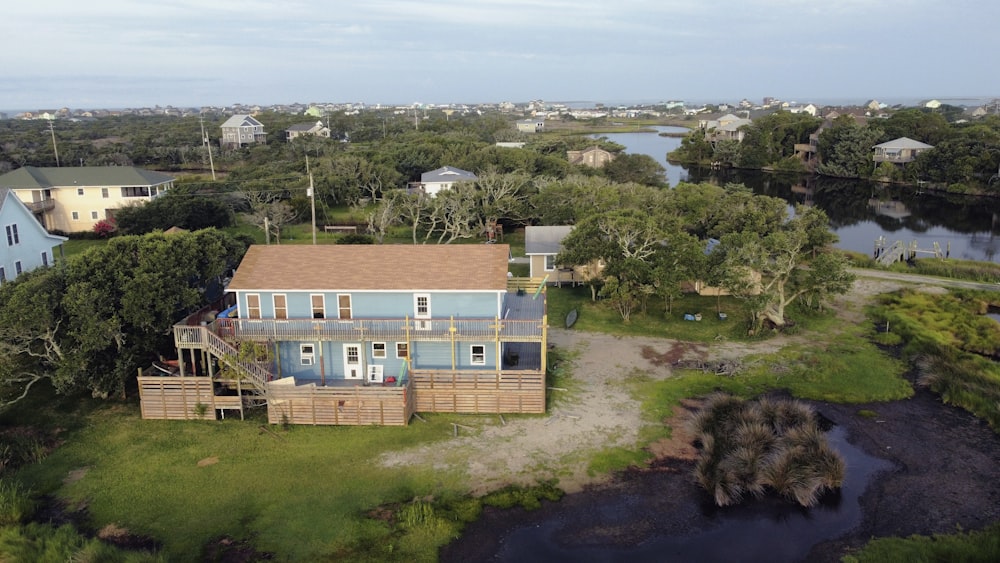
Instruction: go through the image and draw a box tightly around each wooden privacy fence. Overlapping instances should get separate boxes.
[267,382,413,426]
[410,370,545,414]
[138,376,244,420]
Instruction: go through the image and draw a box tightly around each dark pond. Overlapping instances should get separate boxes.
[596,128,1000,264]
[445,426,893,562]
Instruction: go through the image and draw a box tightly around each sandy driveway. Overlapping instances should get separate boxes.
[382,277,915,494]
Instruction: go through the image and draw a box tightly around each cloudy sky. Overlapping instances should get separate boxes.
[1,0,995,109]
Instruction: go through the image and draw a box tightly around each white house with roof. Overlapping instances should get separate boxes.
[873,137,934,164]
[220,114,266,148]
[415,166,478,196]
[0,189,67,284]
[0,166,175,233]
[699,113,753,143]
[285,121,331,141]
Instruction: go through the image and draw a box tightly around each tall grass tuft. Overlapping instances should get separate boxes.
[691,394,845,507]
[0,479,35,526]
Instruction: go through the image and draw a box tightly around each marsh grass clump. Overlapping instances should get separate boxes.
[690,394,845,507]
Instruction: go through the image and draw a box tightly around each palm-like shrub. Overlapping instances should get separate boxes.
[691,394,845,507]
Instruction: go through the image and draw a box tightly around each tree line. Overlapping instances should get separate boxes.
[669,108,1000,194]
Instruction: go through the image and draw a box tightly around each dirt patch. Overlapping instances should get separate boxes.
[198,456,220,467]
[63,467,89,485]
[641,342,706,367]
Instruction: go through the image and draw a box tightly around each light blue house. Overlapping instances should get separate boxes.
[164,243,548,425]
[0,188,67,284]
[221,244,546,385]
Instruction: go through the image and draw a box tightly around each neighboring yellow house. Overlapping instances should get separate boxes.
[0,166,175,233]
[567,146,615,168]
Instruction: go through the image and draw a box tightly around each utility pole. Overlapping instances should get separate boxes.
[48,121,60,167]
[199,116,217,180]
[307,157,316,245]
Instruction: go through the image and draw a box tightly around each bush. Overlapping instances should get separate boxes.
[0,523,163,562]
[93,219,117,238]
[0,479,35,526]
[690,394,845,507]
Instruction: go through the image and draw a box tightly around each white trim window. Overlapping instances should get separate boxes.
[101,187,109,198]
[311,294,325,319]
[273,294,287,320]
[71,211,80,221]
[41,251,49,267]
[5,224,19,246]
[246,294,262,319]
[372,342,387,359]
[14,261,22,276]
[91,211,99,220]
[337,294,352,320]
[0,266,5,283]
[396,342,408,359]
[544,254,556,271]
[77,188,85,196]
[300,343,315,366]
[470,344,486,366]
[414,293,431,318]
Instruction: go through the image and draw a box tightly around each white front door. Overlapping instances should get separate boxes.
[343,344,362,379]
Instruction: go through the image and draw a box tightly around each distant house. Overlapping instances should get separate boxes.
[516,119,544,133]
[788,103,818,117]
[0,188,67,284]
[923,99,942,109]
[567,146,615,168]
[699,113,753,143]
[523,225,603,286]
[412,166,477,196]
[872,137,934,164]
[285,121,331,141]
[220,114,266,148]
[0,166,175,233]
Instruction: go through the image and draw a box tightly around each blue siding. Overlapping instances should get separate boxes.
[236,290,502,320]
[275,339,410,383]
[411,341,495,370]
[0,192,64,282]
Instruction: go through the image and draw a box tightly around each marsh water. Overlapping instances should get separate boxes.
[599,127,1000,264]
[444,426,893,562]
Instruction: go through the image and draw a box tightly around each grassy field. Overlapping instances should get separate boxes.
[11,401,491,561]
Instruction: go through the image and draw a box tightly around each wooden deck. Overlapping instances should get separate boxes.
[410,370,545,414]
[267,379,413,426]
[138,376,245,421]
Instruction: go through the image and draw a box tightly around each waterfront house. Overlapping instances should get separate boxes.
[567,146,615,168]
[516,119,545,133]
[0,166,175,233]
[0,189,67,283]
[872,137,934,164]
[149,244,548,425]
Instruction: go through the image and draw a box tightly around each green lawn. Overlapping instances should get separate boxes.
[13,403,480,561]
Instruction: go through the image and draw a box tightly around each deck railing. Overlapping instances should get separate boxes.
[212,316,544,343]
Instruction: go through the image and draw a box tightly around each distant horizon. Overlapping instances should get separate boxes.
[3,95,997,116]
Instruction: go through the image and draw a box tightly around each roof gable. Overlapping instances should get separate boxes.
[421,166,477,183]
[228,244,511,292]
[0,166,174,189]
[874,137,934,150]
[0,189,68,243]
[524,225,573,255]
[221,114,263,128]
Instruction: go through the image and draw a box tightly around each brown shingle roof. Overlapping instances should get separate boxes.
[228,244,510,291]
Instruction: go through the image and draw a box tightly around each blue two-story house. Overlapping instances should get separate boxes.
[165,244,548,425]
[0,188,67,284]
